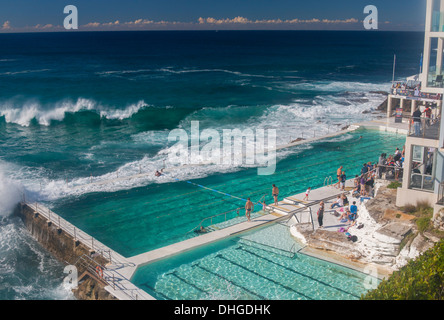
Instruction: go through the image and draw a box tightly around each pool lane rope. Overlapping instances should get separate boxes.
[174,178,263,209]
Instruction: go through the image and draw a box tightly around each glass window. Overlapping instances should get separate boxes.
[410,145,437,191]
[432,0,444,32]
[427,38,444,88]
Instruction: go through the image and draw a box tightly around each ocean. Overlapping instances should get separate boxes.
[0,30,422,299]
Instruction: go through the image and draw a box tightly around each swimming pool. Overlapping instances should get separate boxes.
[50,128,406,257]
[132,222,378,300]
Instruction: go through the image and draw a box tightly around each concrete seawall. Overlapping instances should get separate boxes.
[14,203,149,300]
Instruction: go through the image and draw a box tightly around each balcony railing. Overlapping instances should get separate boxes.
[391,88,443,100]
[408,116,441,140]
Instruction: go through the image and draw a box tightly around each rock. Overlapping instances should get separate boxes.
[376,98,388,111]
[369,91,389,96]
[365,185,398,223]
[305,230,362,260]
[374,222,412,245]
[383,209,415,222]
[394,233,435,269]
[432,208,444,230]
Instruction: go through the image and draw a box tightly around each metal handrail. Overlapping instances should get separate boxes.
[324,176,333,187]
[186,206,242,234]
[375,164,404,182]
[24,202,127,267]
[188,194,268,234]
[407,115,441,140]
[308,207,314,231]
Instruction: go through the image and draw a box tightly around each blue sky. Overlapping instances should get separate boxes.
[0,0,426,32]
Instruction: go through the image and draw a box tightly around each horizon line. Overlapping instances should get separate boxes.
[0,29,424,35]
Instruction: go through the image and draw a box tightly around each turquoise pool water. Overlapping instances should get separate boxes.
[50,128,406,257]
[132,223,378,300]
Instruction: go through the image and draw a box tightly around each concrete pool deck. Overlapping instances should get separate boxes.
[21,117,408,300]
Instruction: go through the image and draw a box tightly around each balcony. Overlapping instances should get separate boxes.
[392,87,443,100]
[408,116,441,140]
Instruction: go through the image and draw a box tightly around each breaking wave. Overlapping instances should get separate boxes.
[0,98,152,127]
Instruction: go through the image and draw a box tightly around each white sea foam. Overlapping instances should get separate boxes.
[281,81,390,93]
[0,170,22,217]
[0,217,75,300]
[0,98,150,126]
[98,67,283,79]
[1,79,388,201]
[0,69,50,76]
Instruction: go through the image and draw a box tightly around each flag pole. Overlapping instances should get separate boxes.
[420,53,423,74]
[392,54,396,83]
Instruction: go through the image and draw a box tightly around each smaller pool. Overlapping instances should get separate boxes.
[132,222,378,300]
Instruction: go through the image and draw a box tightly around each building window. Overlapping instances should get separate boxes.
[410,145,437,191]
[427,37,444,88]
[432,0,444,32]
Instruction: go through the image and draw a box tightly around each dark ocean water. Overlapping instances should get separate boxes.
[0,31,421,299]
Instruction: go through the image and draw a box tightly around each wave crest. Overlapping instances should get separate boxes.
[0,98,150,127]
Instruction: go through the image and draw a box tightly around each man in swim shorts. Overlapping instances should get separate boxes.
[245,198,253,222]
[334,166,343,189]
[272,184,279,205]
[340,171,346,191]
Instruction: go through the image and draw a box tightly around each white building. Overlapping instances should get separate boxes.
[394,0,444,218]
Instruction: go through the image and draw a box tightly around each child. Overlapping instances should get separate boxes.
[303,187,311,201]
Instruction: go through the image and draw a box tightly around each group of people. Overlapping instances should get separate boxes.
[333,166,347,191]
[412,104,435,137]
[244,145,405,226]
[316,197,358,229]
[376,147,405,181]
[391,82,422,97]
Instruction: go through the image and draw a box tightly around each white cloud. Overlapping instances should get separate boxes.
[198,16,360,25]
[0,16,371,33]
[2,21,12,30]
[84,22,101,28]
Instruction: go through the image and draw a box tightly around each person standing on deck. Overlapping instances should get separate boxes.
[361,163,368,175]
[334,166,343,189]
[272,184,279,206]
[303,187,311,201]
[360,174,367,196]
[424,105,432,127]
[245,198,253,222]
[412,107,422,136]
[317,201,325,229]
[340,171,346,191]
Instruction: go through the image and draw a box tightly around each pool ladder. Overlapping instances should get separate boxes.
[187,194,268,234]
[324,176,333,187]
